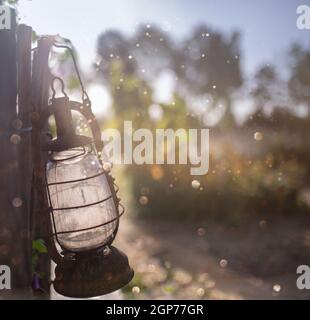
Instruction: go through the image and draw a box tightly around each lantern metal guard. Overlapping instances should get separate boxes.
[31,40,133,298]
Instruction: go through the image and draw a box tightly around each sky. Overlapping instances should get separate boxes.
[13,0,310,118]
[16,0,310,74]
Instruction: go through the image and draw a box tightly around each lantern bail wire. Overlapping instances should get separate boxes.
[31,38,133,298]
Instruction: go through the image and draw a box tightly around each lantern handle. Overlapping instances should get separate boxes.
[53,42,91,107]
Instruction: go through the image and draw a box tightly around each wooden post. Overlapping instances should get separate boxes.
[0,6,33,298]
[31,36,54,298]
[16,23,34,296]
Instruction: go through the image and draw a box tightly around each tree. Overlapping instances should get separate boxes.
[252,65,277,112]
[96,24,243,128]
[129,24,174,81]
[174,25,242,127]
[289,44,310,116]
[97,30,136,79]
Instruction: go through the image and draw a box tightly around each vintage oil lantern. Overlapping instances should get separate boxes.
[31,43,133,298]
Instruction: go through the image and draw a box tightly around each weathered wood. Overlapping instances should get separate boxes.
[16,24,33,291]
[32,37,54,113]
[31,36,54,298]
[0,8,32,295]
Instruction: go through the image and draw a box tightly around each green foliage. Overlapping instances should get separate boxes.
[129,147,309,226]
[289,44,310,112]
[32,239,48,254]
[32,239,47,277]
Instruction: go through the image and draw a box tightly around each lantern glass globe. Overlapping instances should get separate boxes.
[46,146,118,252]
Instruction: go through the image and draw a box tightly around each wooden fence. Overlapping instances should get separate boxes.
[0,5,50,299]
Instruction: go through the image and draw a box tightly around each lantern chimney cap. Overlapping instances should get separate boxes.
[43,96,92,152]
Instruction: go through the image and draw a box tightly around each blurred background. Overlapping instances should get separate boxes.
[14,0,310,299]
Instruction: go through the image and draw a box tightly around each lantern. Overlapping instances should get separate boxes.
[31,45,133,298]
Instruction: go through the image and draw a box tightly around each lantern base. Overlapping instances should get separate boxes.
[53,246,134,298]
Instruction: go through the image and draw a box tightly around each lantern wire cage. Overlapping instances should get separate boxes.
[44,144,125,253]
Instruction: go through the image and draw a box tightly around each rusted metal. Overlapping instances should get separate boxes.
[54,246,134,298]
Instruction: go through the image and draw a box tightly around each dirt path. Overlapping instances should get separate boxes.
[117,215,310,300]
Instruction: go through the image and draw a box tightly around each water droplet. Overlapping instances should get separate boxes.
[254,132,263,141]
[132,286,140,294]
[212,85,217,89]
[139,196,149,205]
[192,180,201,189]
[219,259,228,268]
[128,55,133,60]
[10,134,21,145]
[273,284,281,293]
[197,288,205,297]
[12,197,23,208]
